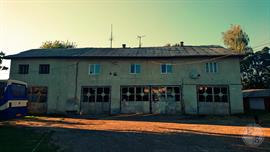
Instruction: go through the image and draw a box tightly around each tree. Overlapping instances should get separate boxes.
[240,47,270,89]
[0,51,4,65]
[222,25,250,53]
[0,51,8,70]
[40,40,76,49]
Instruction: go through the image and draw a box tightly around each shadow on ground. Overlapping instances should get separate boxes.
[47,126,270,152]
[1,114,270,152]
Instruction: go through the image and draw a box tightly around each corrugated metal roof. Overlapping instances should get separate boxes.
[243,89,270,98]
[4,45,243,59]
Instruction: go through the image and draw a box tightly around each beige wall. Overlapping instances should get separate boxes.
[9,57,243,114]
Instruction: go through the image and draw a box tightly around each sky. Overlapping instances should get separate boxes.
[0,0,270,79]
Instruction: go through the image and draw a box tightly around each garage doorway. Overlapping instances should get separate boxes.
[80,86,111,114]
[27,86,48,114]
[120,85,181,114]
[197,85,230,115]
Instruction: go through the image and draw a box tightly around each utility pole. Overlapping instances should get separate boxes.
[137,35,145,48]
[109,24,113,48]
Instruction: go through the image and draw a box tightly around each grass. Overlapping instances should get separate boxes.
[233,111,270,126]
[0,125,57,152]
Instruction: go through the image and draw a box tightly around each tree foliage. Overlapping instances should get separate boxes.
[0,51,4,65]
[222,25,250,53]
[241,47,270,89]
[0,51,8,70]
[40,40,76,49]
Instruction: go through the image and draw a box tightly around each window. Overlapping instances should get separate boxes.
[39,64,50,74]
[81,86,110,102]
[161,64,172,74]
[121,86,181,102]
[28,87,48,103]
[11,83,27,98]
[151,86,181,102]
[0,82,7,100]
[89,64,100,75]
[205,62,218,73]
[197,86,229,102]
[121,86,150,102]
[18,64,29,74]
[130,64,141,74]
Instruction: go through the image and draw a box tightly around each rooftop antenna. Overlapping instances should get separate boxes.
[137,35,145,48]
[109,24,113,48]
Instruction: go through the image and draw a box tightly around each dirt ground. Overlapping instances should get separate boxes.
[2,114,270,152]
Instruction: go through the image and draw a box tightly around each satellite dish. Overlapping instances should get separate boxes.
[189,69,200,79]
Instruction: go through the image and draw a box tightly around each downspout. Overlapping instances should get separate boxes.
[74,62,79,113]
[74,62,79,98]
[181,78,185,114]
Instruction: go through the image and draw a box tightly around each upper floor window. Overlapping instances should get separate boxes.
[130,64,141,74]
[39,64,50,74]
[161,64,172,74]
[205,62,218,73]
[18,64,29,74]
[89,64,100,75]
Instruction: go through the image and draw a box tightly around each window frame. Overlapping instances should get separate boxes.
[11,83,27,98]
[205,62,218,73]
[89,64,101,75]
[121,86,150,102]
[120,85,181,102]
[81,86,111,103]
[39,64,50,74]
[18,64,29,74]
[197,85,229,103]
[160,64,173,74]
[130,64,141,74]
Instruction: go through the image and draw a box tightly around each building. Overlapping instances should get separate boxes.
[243,89,270,112]
[5,45,244,115]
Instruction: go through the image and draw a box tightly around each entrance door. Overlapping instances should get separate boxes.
[81,86,111,114]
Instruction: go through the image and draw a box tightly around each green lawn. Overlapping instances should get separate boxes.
[0,125,57,152]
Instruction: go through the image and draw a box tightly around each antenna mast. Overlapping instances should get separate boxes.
[137,35,145,48]
[109,24,113,48]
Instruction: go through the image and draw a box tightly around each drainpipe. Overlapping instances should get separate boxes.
[181,78,185,114]
[74,62,79,113]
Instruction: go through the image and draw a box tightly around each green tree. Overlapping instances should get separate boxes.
[240,47,270,89]
[40,40,76,49]
[222,25,250,53]
[0,51,4,64]
[0,51,8,70]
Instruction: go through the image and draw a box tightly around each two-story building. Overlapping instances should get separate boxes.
[5,44,244,115]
